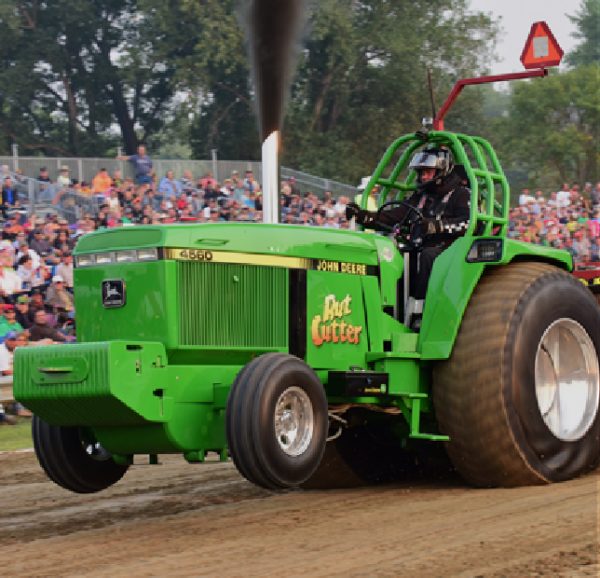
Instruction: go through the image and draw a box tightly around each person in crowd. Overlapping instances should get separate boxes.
[243,169,259,193]
[203,181,220,203]
[0,304,24,339]
[0,331,31,419]
[16,241,41,270]
[29,227,52,257]
[354,178,379,212]
[287,176,301,197]
[158,170,183,198]
[117,144,153,186]
[112,168,124,188]
[220,178,235,198]
[1,176,17,217]
[16,254,43,291]
[199,171,217,190]
[231,170,245,201]
[14,295,33,330]
[92,168,113,197]
[0,330,28,372]
[4,214,25,239]
[29,309,69,342]
[56,166,71,188]
[45,275,74,314]
[0,403,17,425]
[27,289,45,322]
[179,170,195,193]
[55,253,74,289]
[37,167,51,183]
[0,254,23,298]
[53,227,74,253]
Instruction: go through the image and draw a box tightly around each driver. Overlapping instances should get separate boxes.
[346,146,470,329]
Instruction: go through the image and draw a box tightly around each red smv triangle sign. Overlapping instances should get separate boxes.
[521,21,563,69]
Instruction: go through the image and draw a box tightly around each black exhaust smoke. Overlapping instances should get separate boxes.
[242,0,306,223]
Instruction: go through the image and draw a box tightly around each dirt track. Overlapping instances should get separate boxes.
[1,450,598,577]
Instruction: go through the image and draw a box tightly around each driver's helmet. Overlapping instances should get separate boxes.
[409,146,454,186]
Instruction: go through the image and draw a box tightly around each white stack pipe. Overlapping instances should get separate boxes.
[261,130,280,224]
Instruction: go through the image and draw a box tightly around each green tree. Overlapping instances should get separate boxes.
[495,65,600,189]
[567,0,600,67]
[282,0,499,183]
[184,0,499,174]
[184,0,258,160]
[0,0,198,155]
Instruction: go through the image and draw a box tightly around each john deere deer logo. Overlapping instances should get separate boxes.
[105,286,120,299]
[102,280,125,308]
[311,294,363,346]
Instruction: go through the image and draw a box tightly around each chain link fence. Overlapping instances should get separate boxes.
[0,155,358,224]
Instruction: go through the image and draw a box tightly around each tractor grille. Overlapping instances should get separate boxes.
[177,261,288,348]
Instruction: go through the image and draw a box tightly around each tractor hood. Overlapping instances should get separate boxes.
[74,223,381,266]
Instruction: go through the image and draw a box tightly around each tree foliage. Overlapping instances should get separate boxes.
[282,0,499,182]
[567,0,600,67]
[492,65,600,189]
[0,0,198,155]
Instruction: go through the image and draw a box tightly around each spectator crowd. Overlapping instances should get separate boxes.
[509,182,600,262]
[0,153,599,424]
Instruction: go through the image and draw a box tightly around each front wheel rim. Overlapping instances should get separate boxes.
[274,386,314,457]
[534,318,600,441]
[80,429,112,462]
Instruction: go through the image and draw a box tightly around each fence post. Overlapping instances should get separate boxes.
[11,143,19,172]
[28,179,35,217]
[211,149,218,182]
[78,158,83,184]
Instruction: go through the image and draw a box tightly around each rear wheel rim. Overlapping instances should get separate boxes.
[274,386,314,456]
[534,318,600,441]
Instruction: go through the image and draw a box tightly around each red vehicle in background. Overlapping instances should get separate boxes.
[573,262,600,305]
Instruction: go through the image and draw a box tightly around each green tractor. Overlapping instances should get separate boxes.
[14,129,600,492]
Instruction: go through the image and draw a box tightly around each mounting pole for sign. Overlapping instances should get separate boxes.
[433,69,548,130]
[434,21,563,131]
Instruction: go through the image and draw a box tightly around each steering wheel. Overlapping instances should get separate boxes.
[375,200,424,249]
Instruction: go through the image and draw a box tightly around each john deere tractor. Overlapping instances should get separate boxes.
[14,129,600,492]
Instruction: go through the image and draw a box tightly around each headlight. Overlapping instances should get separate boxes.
[115,250,137,263]
[75,248,159,266]
[467,239,503,263]
[137,248,158,261]
[95,252,114,264]
[75,254,96,268]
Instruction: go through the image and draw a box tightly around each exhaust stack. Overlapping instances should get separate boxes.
[244,0,306,223]
[261,131,280,224]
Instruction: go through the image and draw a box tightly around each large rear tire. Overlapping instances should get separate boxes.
[433,262,600,487]
[226,353,328,490]
[32,416,129,493]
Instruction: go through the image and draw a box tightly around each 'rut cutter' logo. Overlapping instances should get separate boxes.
[311,294,363,346]
[102,279,126,308]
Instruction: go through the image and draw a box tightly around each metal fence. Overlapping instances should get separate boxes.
[0,156,357,200]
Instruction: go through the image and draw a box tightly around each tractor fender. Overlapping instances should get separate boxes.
[418,237,572,360]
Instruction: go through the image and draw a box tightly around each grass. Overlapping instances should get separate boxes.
[0,417,33,451]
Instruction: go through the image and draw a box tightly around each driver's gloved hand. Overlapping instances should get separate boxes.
[346,203,377,226]
[345,202,362,221]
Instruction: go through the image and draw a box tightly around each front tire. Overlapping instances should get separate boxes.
[433,262,600,487]
[226,353,328,490]
[33,416,129,493]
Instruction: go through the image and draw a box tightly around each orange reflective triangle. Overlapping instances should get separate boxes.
[521,21,564,69]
